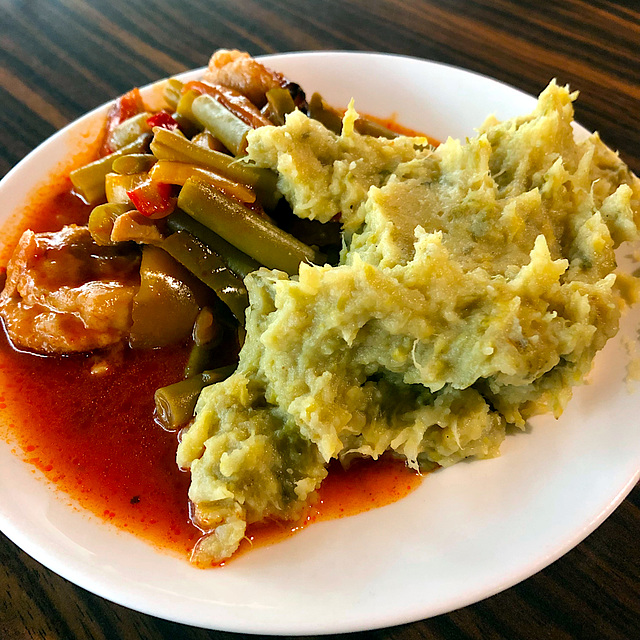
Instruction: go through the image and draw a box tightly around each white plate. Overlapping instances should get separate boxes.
[0,52,638,635]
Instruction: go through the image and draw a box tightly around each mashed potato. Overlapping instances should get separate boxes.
[177,82,640,564]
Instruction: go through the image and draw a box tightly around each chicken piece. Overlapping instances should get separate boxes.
[0,225,140,353]
[203,49,305,109]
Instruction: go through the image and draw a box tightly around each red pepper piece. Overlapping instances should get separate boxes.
[127,180,176,219]
[146,111,181,132]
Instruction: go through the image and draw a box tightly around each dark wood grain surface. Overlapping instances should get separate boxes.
[1,1,638,638]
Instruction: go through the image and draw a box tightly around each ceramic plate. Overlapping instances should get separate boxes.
[0,52,638,635]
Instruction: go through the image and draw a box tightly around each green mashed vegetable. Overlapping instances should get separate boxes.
[177,82,640,564]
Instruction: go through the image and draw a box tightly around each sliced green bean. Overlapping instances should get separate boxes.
[150,128,280,210]
[308,92,343,134]
[191,94,252,156]
[184,343,215,379]
[88,202,133,245]
[112,153,157,175]
[265,87,296,125]
[161,231,249,323]
[237,324,246,349]
[178,179,323,275]
[192,307,219,346]
[166,209,260,278]
[108,112,153,150]
[163,78,184,111]
[176,89,201,126]
[184,307,223,378]
[309,92,399,139]
[355,117,399,139]
[150,127,257,184]
[154,365,236,430]
[191,131,224,151]
[70,134,151,204]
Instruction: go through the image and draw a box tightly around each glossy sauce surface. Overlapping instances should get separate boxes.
[0,175,423,562]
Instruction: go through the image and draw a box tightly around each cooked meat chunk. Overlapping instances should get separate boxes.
[0,225,140,353]
[203,49,289,108]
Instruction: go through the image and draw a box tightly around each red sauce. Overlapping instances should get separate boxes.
[0,146,424,564]
[0,333,201,556]
[232,456,423,563]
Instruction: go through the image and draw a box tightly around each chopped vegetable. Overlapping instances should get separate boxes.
[88,202,133,246]
[70,134,151,204]
[130,245,211,349]
[183,80,272,128]
[190,131,227,153]
[265,87,296,125]
[149,161,256,203]
[154,365,236,430]
[112,153,157,175]
[101,87,145,155]
[308,92,343,134]
[178,178,323,275]
[163,78,183,111]
[108,112,153,151]
[146,111,181,132]
[160,230,249,323]
[127,179,176,219]
[150,127,260,184]
[105,171,148,204]
[110,211,164,244]
[183,307,223,378]
[191,94,253,156]
[166,210,260,279]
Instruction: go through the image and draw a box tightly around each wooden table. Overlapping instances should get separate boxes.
[1,1,638,638]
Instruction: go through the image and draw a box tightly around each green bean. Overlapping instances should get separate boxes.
[355,117,399,139]
[163,78,184,111]
[265,87,296,125]
[191,131,226,152]
[176,89,201,127]
[184,343,215,379]
[112,153,157,175]
[191,94,252,156]
[88,202,133,245]
[166,209,260,278]
[193,307,219,345]
[70,134,151,204]
[308,92,343,134]
[308,92,399,139]
[150,127,257,184]
[237,324,246,349]
[183,307,223,377]
[245,167,280,211]
[178,179,323,275]
[150,127,280,209]
[154,365,236,430]
[161,231,249,323]
[108,112,153,151]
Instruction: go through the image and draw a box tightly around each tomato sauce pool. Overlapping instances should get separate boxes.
[0,171,424,564]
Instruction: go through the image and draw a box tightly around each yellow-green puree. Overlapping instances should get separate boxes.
[178,82,640,564]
